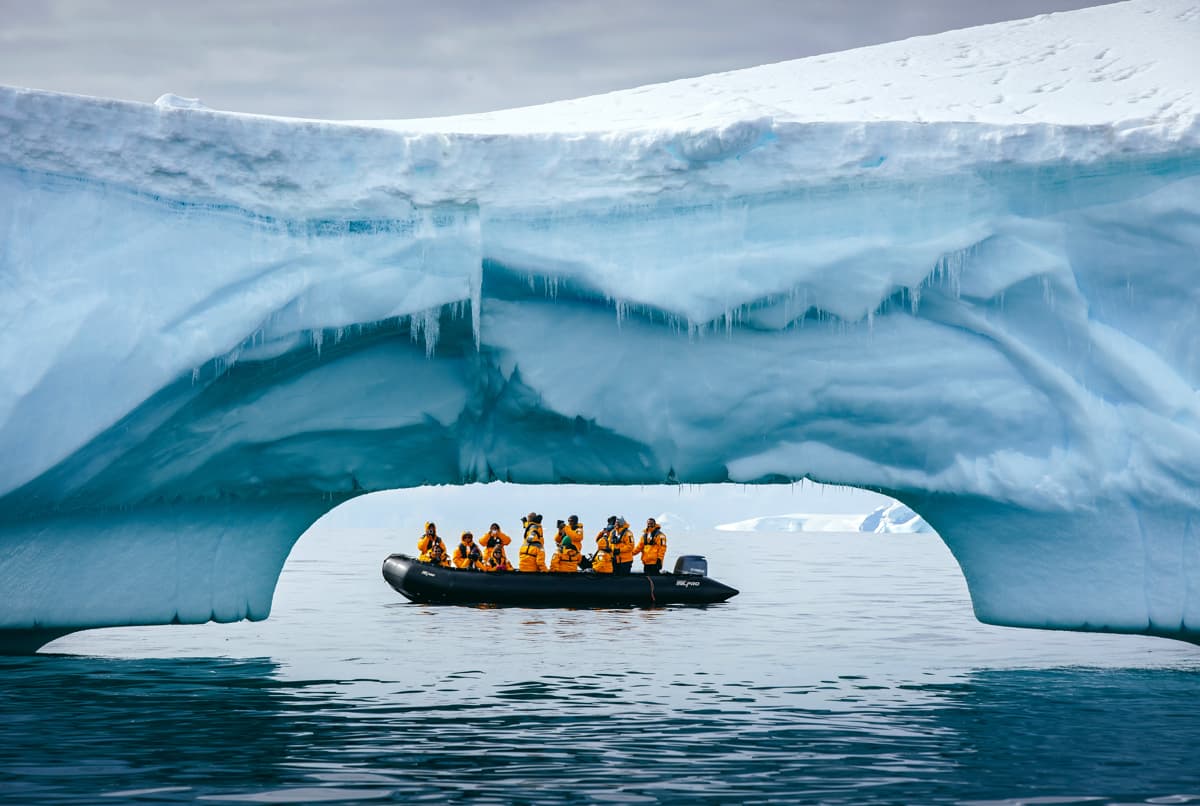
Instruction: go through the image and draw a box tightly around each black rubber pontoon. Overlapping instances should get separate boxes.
[381,554,738,606]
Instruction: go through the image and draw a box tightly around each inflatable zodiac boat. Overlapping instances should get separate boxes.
[381,554,739,606]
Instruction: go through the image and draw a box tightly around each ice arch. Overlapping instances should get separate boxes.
[3,0,1200,650]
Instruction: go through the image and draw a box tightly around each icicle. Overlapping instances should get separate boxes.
[422,307,440,357]
[469,263,482,350]
[311,329,324,356]
[1041,275,1055,307]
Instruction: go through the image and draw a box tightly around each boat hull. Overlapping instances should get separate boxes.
[382,554,738,606]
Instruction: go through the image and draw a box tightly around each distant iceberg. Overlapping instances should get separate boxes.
[1,0,1199,648]
[718,503,933,534]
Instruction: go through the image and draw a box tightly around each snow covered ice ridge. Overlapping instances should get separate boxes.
[717,503,933,534]
[1,0,1199,649]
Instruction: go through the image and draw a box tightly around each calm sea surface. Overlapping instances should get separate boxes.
[2,526,1198,805]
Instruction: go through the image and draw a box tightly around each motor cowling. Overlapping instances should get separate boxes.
[673,555,708,576]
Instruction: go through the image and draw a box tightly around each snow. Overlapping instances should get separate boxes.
[1,1,1199,646]
[717,503,933,534]
[153,93,210,111]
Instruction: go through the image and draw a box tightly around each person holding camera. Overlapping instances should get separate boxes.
[480,522,511,567]
[453,531,484,570]
[518,513,547,572]
[417,522,451,567]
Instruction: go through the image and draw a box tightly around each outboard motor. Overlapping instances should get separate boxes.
[673,555,708,576]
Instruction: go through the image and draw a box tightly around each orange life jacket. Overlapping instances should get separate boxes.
[635,527,667,564]
[610,526,635,563]
[550,547,581,572]
[482,546,512,571]
[482,530,511,550]
[418,534,450,566]
[518,537,546,572]
[454,541,483,569]
[590,548,614,574]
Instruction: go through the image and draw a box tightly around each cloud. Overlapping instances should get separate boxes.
[0,0,1117,119]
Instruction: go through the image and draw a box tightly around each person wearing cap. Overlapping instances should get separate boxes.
[595,515,617,552]
[553,519,571,548]
[565,514,584,548]
[518,516,547,572]
[453,531,484,570]
[610,516,636,575]
[521,512,544,543]
[417,522,451,567]
[550,534,582,572]
[634,518,667,574]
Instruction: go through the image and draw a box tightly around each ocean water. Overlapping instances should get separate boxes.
[3,524,1199,805]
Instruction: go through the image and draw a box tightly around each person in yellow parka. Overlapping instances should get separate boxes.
[482,522,511,552]
[550,534,582,572]
[518,525,547,572]
[480,522,512,568]
[553,519,571,548]
[566,514,584,548]
[521,512,544,542]
[481,542,512,572]
[595,515,617,550]
[453,531,484,570]
[417,522,451,567]
[634,518,668,574]
[590,528,615,574]
[610,516,636,575]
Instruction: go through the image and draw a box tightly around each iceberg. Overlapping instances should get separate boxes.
[717,503,933,534]
[2,0,1199,649]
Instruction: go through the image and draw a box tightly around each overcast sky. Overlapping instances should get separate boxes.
[0,0,1118,120]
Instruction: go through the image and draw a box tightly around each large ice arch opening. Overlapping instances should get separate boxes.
[3,0,1200,651]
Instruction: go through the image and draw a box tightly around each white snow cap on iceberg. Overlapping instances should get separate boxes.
[717,503,934,534]
[153,93,210,110]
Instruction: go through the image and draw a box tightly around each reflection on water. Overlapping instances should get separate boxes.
[4,529,1200,804]
[2,659,1200,804]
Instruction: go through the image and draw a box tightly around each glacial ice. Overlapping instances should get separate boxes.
[1,0,1199,648]
[717,503,932,534]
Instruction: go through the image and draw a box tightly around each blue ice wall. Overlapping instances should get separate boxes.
[2,78,1200,648]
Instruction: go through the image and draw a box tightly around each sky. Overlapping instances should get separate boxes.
[0,0,1117,121]
[318,482,895,529]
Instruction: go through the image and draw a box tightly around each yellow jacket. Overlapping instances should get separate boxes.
[481,529,512,550]
[610,525,636,563]
[481,546,512,572]
[453,541,484,570]
[634,527,667,564]
[417,533,451,567]
[518,538,546,572]
[590,548,614,574]
[550,547,581,572]
[566,523,584,546]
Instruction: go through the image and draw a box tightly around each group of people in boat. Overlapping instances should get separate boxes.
[416,512,668,575]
